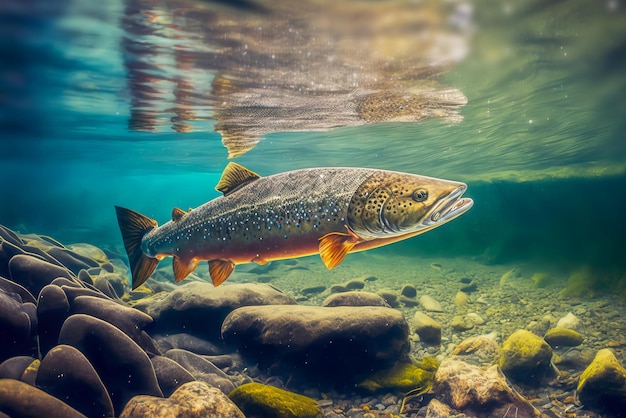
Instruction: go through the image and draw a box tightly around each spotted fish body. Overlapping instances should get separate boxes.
[115,163,473,289]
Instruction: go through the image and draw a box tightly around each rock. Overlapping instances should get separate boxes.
[329,284,348,293]
[577,348,626,414]
[322,291,388,307]
[0,290,36,362]
[229,382,322,418]
[150,356,195,397]
[133,282,296,341]
[46,247,96,275]
[70,295,154,349]
[222,305,409,383]
[554,348,594,370]
[58,314,163,414]
[0,378,86,417]
[424,398,455,417]
[451,334,501,367]
[0,356,36,382]
[8,254,74,298]
[19,358,38,386]
[450,315,473,332]
[419,295,443,312]
[301,286,326,296]
[36,284,70,357]
[0,276,36,304]
[556,312,580,330]
[453,291,468,307]
[543,327,584,348]
[466,312,485,326]
[459,280,477,293]
[120,381,244,418]
[36,344,114,418]
[432,359,540,418]
[530,272,551,288]
[377,290,399,308]
[412,312,441,345]
[499,268,521,287]
[525,317,551,336]
[154,333,223,356]
[164,349,235,395]
[357,359,438,393]
[499,329,553,385]
[399,296,420,307]
[400,284,417,298]
[344,279,365,290]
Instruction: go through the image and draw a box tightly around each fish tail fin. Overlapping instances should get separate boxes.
[115,206,159,290]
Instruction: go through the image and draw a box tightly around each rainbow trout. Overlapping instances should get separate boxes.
[115,163,473,289]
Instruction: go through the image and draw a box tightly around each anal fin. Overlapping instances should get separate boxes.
[172,257,199,282]
[318,227,362,269]
[208,259,235,286]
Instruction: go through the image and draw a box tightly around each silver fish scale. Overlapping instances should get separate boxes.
[143,168,377,258]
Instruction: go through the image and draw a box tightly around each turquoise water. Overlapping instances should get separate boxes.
[1,0,626,278]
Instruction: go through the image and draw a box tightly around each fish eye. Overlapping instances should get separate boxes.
[412,189,428,202]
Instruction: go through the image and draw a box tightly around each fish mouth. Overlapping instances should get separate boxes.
[427,184,473,225]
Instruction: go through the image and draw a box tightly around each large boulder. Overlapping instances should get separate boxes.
[577,348,626,415]
[221,305,409,384]
[432,358,540,417]
[0,378,86,418]
[133,282,296,341]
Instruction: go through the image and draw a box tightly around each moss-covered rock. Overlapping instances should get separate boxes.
[577,349,626,414]
[559,267,597,298]
[543,327,584,347]
[531,272,551,288]
[229,383,322,418]
[356,358,438,393]
[499,330,553,385]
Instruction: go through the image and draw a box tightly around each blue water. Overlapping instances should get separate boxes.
[1,0,626,279]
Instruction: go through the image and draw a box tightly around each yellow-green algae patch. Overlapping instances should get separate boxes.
[499,330,552,384]
[357,358,438,393]
[229,383,322,418]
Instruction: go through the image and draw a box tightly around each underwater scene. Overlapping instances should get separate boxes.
[1,0,626,417]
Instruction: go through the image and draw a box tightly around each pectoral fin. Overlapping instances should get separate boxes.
[172,257,199,282]
[318,227,362,269]
[208,259,235,286]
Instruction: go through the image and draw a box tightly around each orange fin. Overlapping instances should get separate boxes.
[114,206,159,290]
[172,257,199,282]
[318,227,361,269]
[172,207,186,222]
[215,162,261,196]
[208,259,235,286]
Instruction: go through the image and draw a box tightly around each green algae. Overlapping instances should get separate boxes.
[543,327,584,347]
[356,358,438,393]
[228,383,322,418]
[499,330,553,384]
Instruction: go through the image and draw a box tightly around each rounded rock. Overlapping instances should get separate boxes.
[499,330,553,385]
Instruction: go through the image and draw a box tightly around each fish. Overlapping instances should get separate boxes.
[115,163,473,289]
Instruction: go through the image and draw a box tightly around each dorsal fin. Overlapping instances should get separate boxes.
[172,207,186,222]
[215,162,261,196]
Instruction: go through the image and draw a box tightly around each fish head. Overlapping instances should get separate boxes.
[348,171,473,239]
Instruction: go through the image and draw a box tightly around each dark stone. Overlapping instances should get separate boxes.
[46,248,93,275]
[20,358,38,386]
[0,291,36,362]
[22,302,37,338]
[58,314,163,414]
[93,274,125,300]
[77,270,94,286]
[36,344,114,418]
[0,356,37,380]
[70,295,153,348]
[101,262,115,273]
[344,279,365,290]
[322,291,388,307]
[300,285,326,296]
[150,355,195,397]
[221,305,410,385]
[377,290,399,308]
[51,277,83,288]
[0,378,86,418]
[460,280,478,293]
[61,284,111,303]
[37,284,70,358]
[400,284,417,298]
[0,225,24,247]
[164,349,235,394]
[134,282,296,342]
[460,277,473,284]
[154,333,223,356]
[8,254,74,297]
[0,276,36,304]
